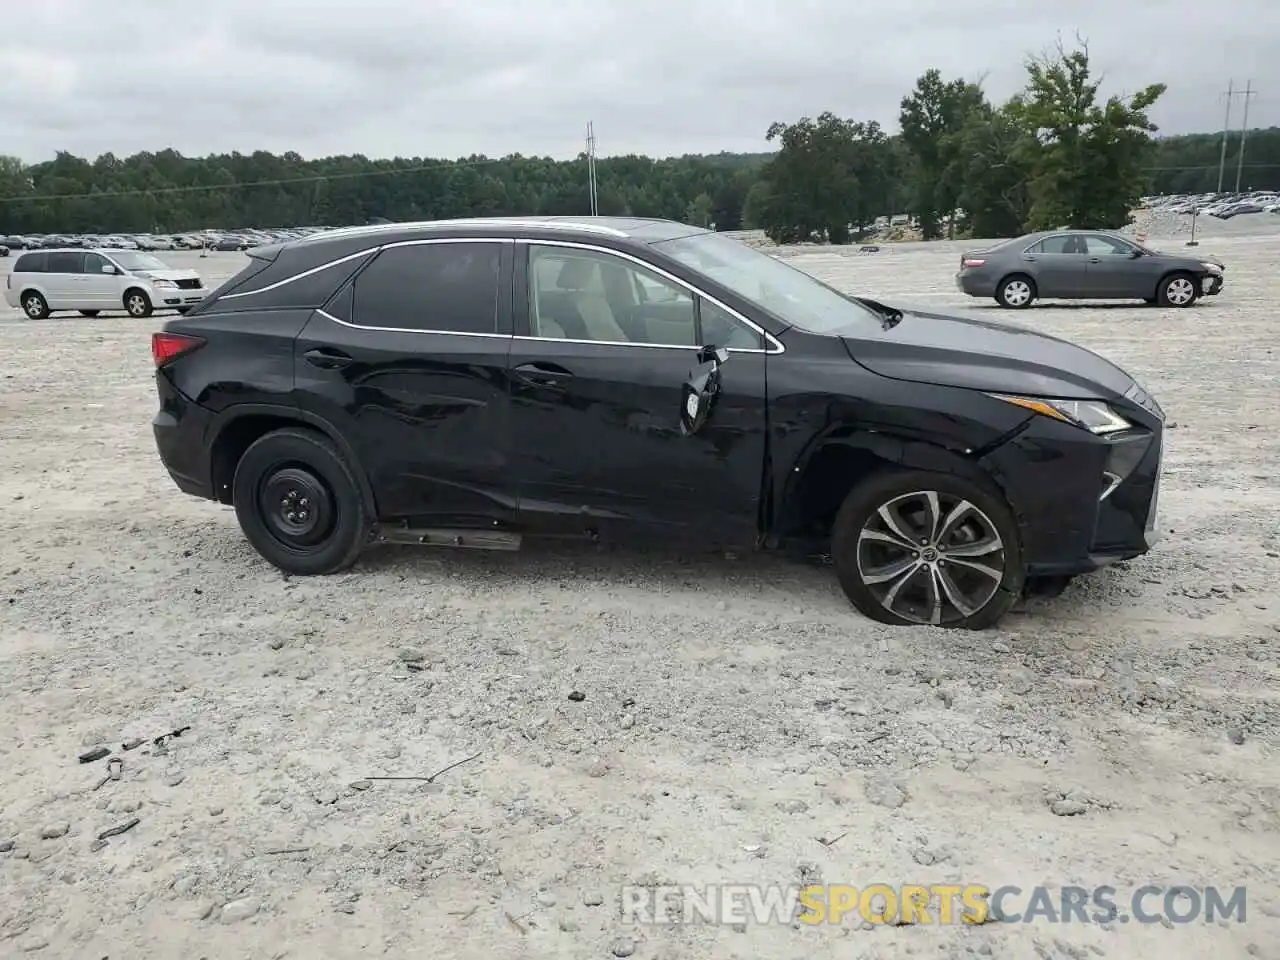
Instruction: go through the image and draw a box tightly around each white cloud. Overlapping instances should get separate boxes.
[2,0,1275,162]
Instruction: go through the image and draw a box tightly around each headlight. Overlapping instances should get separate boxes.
[1200,262,1222,274]
[989,394,1132,435]
[152,279,176,289]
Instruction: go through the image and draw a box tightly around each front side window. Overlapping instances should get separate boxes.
[1083,235,1133,256]
[699,298,763,350]
[82,253,111,274]
[351,242,501,333]
[47,251,84,273]
[652,231,882,336]
[528,245,696,346]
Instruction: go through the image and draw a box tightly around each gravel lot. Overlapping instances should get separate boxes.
[1,224,1277,960]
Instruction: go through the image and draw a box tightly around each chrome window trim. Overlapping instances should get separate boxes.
[219,237,511,300]
[315,308,510,339]
[235,235,784,355]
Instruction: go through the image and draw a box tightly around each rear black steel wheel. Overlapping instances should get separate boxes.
[831,469,1024,629]
[232,427,368,575]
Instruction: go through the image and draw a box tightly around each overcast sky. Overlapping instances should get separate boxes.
[4,0,1277,164]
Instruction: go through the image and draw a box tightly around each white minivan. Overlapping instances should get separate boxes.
[4,248,207,319]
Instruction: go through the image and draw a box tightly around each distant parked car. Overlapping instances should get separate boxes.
[210,235,249,251]
[0,245,9,258]
[956,230,1225,309]
[5,248,206,319]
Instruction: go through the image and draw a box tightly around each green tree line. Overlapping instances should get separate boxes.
[0,38,1276,240]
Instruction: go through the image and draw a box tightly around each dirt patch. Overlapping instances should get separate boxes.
[0,242,1276,959]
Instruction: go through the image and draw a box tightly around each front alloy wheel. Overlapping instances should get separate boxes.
[858,491,1004,625]
[832,470,1024,629]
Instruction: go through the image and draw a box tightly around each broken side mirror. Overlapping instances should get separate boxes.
[680,345,729,435]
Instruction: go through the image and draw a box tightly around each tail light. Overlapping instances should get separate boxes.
[152,331,205,367]
[961,258,986,268]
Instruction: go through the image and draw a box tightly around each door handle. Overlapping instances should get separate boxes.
[1088,257,1101,263]
[1022,256,1036,262]
[512,361,573,388]
[303,348,353,370]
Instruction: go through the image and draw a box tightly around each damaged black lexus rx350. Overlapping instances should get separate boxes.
[150,217,1164,629]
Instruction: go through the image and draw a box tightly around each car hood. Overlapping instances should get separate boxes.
[841,306,1136,399]
[133,269,201,281]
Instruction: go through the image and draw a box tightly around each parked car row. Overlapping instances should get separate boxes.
[0,226,334,254]
[1143,189,1280,219]
[956,229,1226,309]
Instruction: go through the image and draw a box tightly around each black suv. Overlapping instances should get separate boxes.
[150,217,1165,629]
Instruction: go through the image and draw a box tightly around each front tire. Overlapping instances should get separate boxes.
[996,275,1036,309]
[124,289,153,318]
[232,427,368,575]
[21,291,50,319]
[1157,273,1197,308]
[831,469,1024,629]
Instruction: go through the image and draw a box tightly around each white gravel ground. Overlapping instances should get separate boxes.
[0,224,1277,960]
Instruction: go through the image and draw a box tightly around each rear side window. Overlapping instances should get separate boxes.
[351,242,501,333]
[48,251,85,273]
[13,252,47,273]
[1033,235,1081,255]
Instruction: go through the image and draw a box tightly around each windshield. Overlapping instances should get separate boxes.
[110,252,168,272]
[651,232,885,335]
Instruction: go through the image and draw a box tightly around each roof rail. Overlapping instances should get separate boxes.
[296,217,629,244]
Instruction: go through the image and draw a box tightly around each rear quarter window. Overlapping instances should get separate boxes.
[14,252,47,273]
[196,251,375,314]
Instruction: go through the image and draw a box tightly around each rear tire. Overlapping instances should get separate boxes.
[21,291,50,319]
[232,427,368,576]
[123,288,153,318]
[830,469,1024,629]
[1157,272,1197,308]
[79,310,100,317]
[996,274,1036,309]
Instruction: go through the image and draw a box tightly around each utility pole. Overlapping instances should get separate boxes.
[584,122,599,216]
[1234,80,1256,193]
[1216,80,1233,194]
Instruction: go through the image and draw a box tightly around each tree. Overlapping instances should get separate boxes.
[758,112,894,244]
[899,70,987,239]
[951,103,1034,238]
[1013,36,1166,229]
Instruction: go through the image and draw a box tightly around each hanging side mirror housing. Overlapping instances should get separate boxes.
[679,346,729,435]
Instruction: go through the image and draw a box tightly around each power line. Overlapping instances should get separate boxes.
[0,155,524,205]
[1145,162,1280,173]
[1217,80,1234,192]
[1235,80,1258,193]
